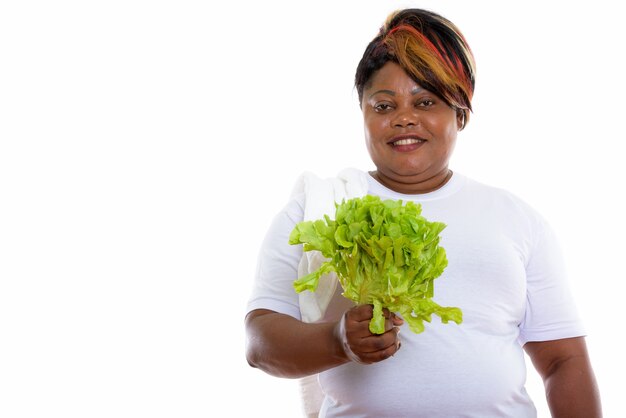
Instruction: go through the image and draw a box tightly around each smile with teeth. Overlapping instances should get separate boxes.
[391,138,424,146]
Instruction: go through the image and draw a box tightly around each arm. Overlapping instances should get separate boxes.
[245,306,402,379]
[524,337,602,418]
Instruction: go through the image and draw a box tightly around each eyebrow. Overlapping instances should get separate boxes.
[368,89,395,98]
[368,87,425,99]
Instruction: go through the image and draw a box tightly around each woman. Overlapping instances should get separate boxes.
[245,8,601,417]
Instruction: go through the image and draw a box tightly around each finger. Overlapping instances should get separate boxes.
[382,312,405,332]
[346,315,400,340]
[383,316,400,332]
[347,306,402,325]
[356,326,400,354]
[382,308,393,319]
[344,306,378,339]
[354,333,402,364]
[391,313,404,326]
[379,309,404,330]
[346,304,374,322]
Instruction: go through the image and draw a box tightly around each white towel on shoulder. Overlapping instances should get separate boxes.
[290,168,369,323]
[290,168,369,417]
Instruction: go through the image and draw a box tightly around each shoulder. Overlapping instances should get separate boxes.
[459,175,552,236]
[465,176,542,214]
[290,168,369,195]
[290,168,369,221]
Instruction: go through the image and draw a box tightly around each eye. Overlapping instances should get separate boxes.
[373,102,394,112]
[417,98,435,107]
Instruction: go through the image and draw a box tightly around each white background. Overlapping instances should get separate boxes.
[1,0,624,417]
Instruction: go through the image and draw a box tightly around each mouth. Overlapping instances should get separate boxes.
[388,135,425,151]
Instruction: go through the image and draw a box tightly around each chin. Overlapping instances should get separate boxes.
[388,164,431,178]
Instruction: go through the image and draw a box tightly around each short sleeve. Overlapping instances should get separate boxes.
[246,195,305,320]
[518,218,586,345]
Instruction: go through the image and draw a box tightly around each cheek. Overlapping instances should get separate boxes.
[363,121,387,160]
[363,115,385,143]
[363,127,377,156]
[438,127,458,157]
[429,115,459,142]
[362,116,375,144]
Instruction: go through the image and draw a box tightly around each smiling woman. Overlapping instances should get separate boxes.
[354,9,475,196]
[3,1,623,417]
[361,62,461,194]
[244,7,602,418]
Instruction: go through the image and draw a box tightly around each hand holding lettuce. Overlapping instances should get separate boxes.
[289,195,462,335]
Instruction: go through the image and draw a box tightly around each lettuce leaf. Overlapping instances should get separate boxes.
[289,195,462,334]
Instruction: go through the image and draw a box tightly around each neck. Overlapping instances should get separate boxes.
[370,168,453,195]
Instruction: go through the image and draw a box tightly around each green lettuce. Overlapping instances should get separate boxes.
[289,195,462,334]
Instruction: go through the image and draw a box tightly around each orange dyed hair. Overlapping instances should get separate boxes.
[355,9,476,116]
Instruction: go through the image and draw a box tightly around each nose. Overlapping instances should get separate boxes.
[391,106,418,127]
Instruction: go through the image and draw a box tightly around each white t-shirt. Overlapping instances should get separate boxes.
[247,171,585,418]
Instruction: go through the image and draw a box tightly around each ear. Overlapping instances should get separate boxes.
[456,109,468,131]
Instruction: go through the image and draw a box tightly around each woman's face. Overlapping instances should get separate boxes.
[361,61,463,192]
